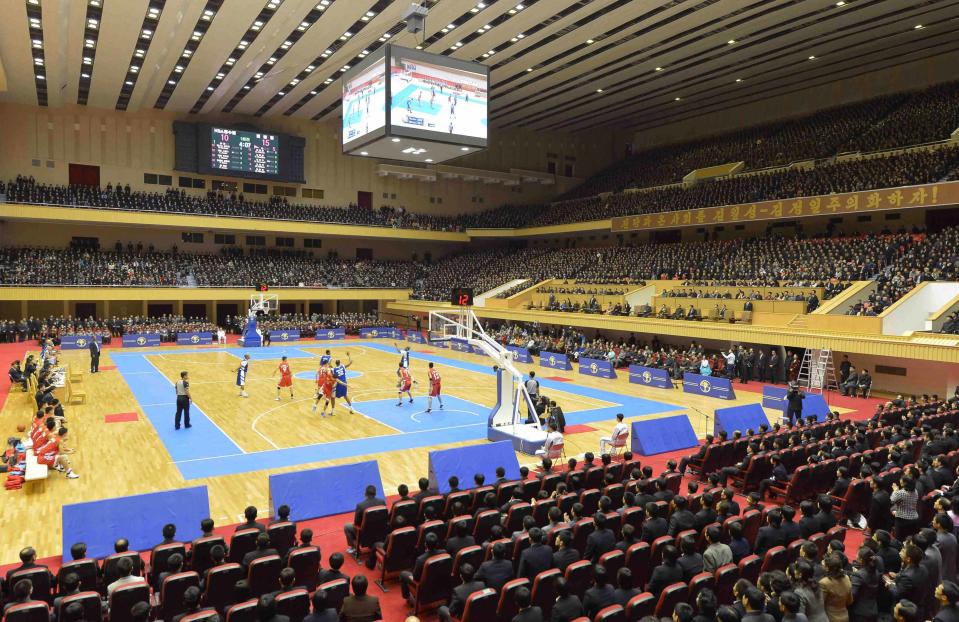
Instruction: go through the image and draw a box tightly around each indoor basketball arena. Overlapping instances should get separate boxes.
[1,1,958,622]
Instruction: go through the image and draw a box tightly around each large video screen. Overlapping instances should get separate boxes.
[342,56,387,147]
[210,127,279,176]
[389,46,488,143]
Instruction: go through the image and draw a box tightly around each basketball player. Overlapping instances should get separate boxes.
[273,355,293,401]
[313,361,335,416]
[36,426,79,479]
[426,362,443,413]
[396,363,415,406]
[330,353,354,414]
[320,349,332,367]
[393,342,411,369]
[236,353,251,397]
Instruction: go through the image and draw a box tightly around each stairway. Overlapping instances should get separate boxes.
[786,314,808,329]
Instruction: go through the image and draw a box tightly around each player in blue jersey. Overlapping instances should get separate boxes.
[393,342,411,369]
[319,349,332,367]
[330,353,354,414]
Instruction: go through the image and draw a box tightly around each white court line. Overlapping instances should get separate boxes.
[170,420,487,464]
[249,398,317,449]
[141,402,175,408]
[410,408,480,424]
[141,355,246,454]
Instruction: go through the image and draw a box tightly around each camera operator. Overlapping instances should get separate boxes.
[786,382,805,425]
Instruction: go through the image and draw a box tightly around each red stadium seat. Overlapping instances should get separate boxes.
[317,579,348,613]
[761,546,788,573]
[564,560,595,599]
[455,588,497,622]
[224,599,258,622]
[191,535,227,577]
[287,546,320,592]
[108,582,150,622]
[625,542,651,589]
[159,571,201,621]
[389,499,418,527]
[713,564,739,604]
[9,568,52,604]
[572,518,595,555]
[202,563,244,612]
[409,553,453,615]
[654,583,687,618]
[625,593,655,622]
[416,520,447,550]
[180,611,219,622]
[2,602,49,622]
[580,489,601,516]
[149,542,187,588]
[418,495,445,523]
[452,545,483,580]
[687,572,714,603]
[504,502,533,534]
[472,510,500,543]
[267,521,297,558]
[374,526,417,589]
[102,551,143,587]
[531,568,562,618]
[275,588,310,622]
[595,605,626,622]
[354,506,390,559]
[56,559,98,593]
[598,550,625,578]
[55,591,100,622]
[495,578,530,622]
[650,535,673,566]
[738,555,761,586]
[247,555,282,597]
[228,529,260,565]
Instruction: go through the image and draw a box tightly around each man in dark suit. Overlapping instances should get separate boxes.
[814,495,838,533]
[517,528,553,581]
[241,533,279,570]
[742,586,775,622]
[641,503,668,543]
[253,595,289,622]
[343,485,385,555]
[612,567,641,607]
[88,338,100,373]
[512,586,544,622]
[237,506,266,532]
[412,478,433,504]
[551,577,584,622]
[399,532,442,601]
[667,496,696,536]
[780,506,801,545]
[476,541,515,593]
[317,553,349,585]
[935,581,959,622]
[758,455,790,499]
[5,547,53,588]
[552,530,580,573]
[583,565,617,620]
[437,564,486,622]
[340,575,381,622]
[678,435,713,476]
[647,545,684,596]
[445,520,476,558]
[798,501,820,539]
[583,513,615,563]
[302,589,338,622]
[754,509,786,558]
[677,536,704,582]
[885,544,929,618]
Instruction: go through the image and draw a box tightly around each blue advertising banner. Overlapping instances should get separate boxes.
[628,365,674,389]
[60,335,101,350]
[269,330,300,343]
[122,333,161,348]
[358,327,399,339]
[450,338,473,354]
[176,332,213,346]
[682,372,736,400]
[540,351,573,371]
[579,357,616,379]
[315,328,347,340]
[506,345,532,363]
[406,331,427,344]
[762,385,788,411]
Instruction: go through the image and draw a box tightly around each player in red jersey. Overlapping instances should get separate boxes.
[313,363,335,416]
[273,356,294,401]
[426,362,444,413]
[396,364,415,406]
[36,427,79,479]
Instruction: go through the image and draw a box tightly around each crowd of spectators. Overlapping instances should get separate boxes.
[464,146,959,229]
[559,80,959,201]
[224,312,391,336]
[0,177,462,232]
[0,245,422,289]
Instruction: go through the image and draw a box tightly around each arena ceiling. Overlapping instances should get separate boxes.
[1,0,957,133]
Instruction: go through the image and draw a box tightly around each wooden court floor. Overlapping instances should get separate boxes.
[0,340,786,562]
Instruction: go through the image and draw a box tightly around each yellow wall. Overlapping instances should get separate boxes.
[0,103,616,216]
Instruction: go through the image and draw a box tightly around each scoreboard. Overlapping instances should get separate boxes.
[210,127,279,176]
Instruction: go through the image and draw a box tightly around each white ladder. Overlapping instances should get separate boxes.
[797,348,839,394]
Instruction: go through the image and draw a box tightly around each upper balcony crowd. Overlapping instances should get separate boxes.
[2,82,958,232]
